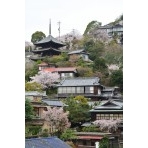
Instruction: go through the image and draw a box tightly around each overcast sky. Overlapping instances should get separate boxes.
[25,0,123,42]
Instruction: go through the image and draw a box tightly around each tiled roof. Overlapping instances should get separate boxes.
[25,137,71,148]
[43,67,77,73]
[42,99,68,107]
[57,77,100,86]
[76,132,111,136]
[43,68,56,72]
[78,136,103,140]
[68,49,87,55]
[38,62,48,66]
[34,34,65,47]
[92,99,123,110]
[25,91,47,97]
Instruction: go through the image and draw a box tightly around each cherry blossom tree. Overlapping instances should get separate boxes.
[43,107,71,135]
[30,71,60,89]
[93,119,122,133]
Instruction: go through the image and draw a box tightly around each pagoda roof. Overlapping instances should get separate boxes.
[32,47,67,53]
[34,34,66,48]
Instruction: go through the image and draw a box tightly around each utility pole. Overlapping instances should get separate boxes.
[72,29,75,37]
[57,21,61,41]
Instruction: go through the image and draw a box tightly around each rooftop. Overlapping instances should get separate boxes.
[68,49,88,55]
[42,99,68,107]
[25,91,47,97]
[43,67,77,73]
[25,137,71,148]
[57,77,101,87]
[34,34,66,47]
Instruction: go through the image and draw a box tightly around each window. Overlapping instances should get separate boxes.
[62,87,67,93]
[113,114,118,120]
[71,87,75,93]
[110,114,114,119]
[98,89,101,95]
[85,87,94,93]
[66,87,71,93]
[91,141,95,146]
[83,141,87,145]
[96,114,101,120]
[76,87,84,93]
[58,87,62,94]
[119,114,123,119]
[105,114,110,120]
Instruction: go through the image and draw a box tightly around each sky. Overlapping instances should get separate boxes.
[25,0,123,42]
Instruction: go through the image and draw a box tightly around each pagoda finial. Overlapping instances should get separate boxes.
[49,19,51,35]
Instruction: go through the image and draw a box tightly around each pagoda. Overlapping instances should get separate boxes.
[30,20,66,61]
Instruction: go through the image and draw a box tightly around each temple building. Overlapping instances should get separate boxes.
[30,20,66,61]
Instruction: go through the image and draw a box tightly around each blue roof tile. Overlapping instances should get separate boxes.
[25,137,71,148]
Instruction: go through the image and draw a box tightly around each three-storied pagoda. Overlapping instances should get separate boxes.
[30,20,66,61]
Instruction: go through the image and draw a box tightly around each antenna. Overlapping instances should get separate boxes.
[57,21,61,40]
[49,19,51,35]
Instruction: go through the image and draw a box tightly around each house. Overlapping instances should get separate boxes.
[57,77,104,101]
[98,24,123,38]
[89,99,123,121]
[42,99,68,107]
[42,67,78,79]
[25,137,71,148]
[100,87,122,100]
[68,49,92,62]
[25,91,47,102]
[38,62,56,71]
[73,132,119,148]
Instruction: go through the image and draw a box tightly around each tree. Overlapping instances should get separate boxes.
[99,137,109,148]
[84,21,101,35]
[60,129,77,141]
[93,58,108,72]
[31,31,46,44]
[110,70,123,92]
[25,82,43,91]
[64,96,91,127]
[43,107,70,135]
[77,67,93,77]
[30,71,60,89]
[25,62,38,82]
[93,119,122,133]
[25,99,34,120]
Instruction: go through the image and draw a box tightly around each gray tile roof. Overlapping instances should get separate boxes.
[25,91,47,97]
[68,49,88,55]
[34,35,65,47]
[57,77,100,86]
[25,137,71,148]
[92,99,123,110]
[42,99,68,107]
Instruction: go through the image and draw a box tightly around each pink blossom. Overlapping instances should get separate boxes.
[93,119,122,132]
[30,71,60,89]
[43,107,71,132]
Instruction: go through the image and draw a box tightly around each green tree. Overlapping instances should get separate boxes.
[84,21,101,35]
[25,63,38,82]
[110,70,123,92]
[64,96,91,127]
[60,129,77,141]
[82,125,99,132]
[25,82,43,91]
[31,31,46,44]
[25,99,34,120]
[99,137,109,148]
[77,67,94,77]
[93,58,108,72]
